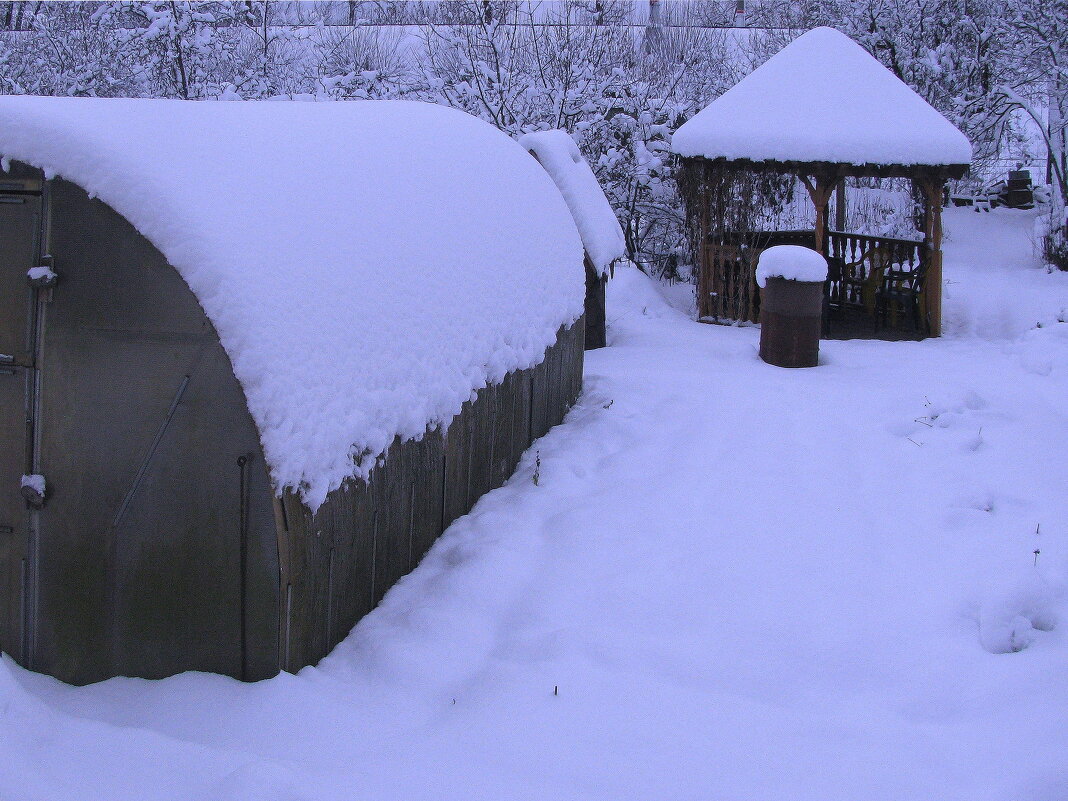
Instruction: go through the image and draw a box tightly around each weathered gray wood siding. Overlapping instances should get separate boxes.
[279,318,584,673]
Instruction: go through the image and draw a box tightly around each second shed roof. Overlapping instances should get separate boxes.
[519,130,627,274]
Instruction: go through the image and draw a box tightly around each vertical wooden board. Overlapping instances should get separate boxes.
[326,476,375,653]
[556,323,572,417]
[556,323,575,417]
[570,317,586,407]
[529,351,551,442]
[467,382,497,504]
[371,439,412,608]
[491,372,520,487]
[240,456,281,682]
[309,501,335,666]
[270,496,290,674]
[509,366,533,469]
[281,491,332,671]
[442,399,473,530]
[544,325,566,430]
[409,429,445,571]
[282,492,309,671]
[583,263,607,350]
[277,490,305,673]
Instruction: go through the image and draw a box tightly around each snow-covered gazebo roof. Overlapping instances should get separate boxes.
[0,97,584,508]
[672,26,971,174]
[519,130,627,275]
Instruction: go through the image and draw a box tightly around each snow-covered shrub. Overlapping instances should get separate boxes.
[1041,222,1068,272]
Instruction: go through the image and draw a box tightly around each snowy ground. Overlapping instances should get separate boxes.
[3,208,1068,801]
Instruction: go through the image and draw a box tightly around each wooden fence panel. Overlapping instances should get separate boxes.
[283,318,584,672]
[371,439,413,608]
[327,477,375,652]
[442,399,474,530]
[466,381,498,505]
[409,428,445,572]
[545,324,567,429]
[529,351,552,442]
[279,491,332,672]
[508,366,533,473]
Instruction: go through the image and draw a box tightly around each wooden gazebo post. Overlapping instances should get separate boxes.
[915,172,945,337]
[800,171,837,252]
[696,162,712,319]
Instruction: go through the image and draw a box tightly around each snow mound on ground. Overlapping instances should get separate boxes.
[977,568,1058,654]
[0,97,584,509]
[1014,324,1068,376]
[0,656,45,721]
[0,657,20,710]
[756,245,828,287]
[604,261,684,321]
[519,130,627,274]
[672,27,971,167]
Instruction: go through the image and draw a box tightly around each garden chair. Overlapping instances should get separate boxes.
[876,259,928,334]
[838,244,891,317]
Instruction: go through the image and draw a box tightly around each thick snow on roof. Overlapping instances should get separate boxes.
[0,97,584,509]
[519,130,627,273]
[672,27,972,168]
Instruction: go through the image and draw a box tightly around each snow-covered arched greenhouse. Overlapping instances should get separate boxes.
[0,97,586,685]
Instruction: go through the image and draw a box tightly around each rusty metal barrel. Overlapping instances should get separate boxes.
[756,246,827,368]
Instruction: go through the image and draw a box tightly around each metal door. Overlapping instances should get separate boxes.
[33,179,278,684]
[0,169,43,662]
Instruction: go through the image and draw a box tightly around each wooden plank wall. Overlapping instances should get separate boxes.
[280,317,584,673]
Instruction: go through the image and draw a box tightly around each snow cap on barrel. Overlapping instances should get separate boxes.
[756,245,829,288]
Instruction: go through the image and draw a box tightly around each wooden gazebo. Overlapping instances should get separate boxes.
[673,27,971,337]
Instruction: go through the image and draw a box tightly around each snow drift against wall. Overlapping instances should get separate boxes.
[0,97,584,509]
[672,27,972,169]
[519,130,627,274]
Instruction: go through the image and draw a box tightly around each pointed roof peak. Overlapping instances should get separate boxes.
[673,27,971,169]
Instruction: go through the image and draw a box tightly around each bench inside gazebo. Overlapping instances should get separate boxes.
[673,27,972,338]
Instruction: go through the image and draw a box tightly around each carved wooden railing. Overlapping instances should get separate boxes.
[700,242,753,322]
[824,230,927,316]
[697,229,927,330]
[698,231,818,323]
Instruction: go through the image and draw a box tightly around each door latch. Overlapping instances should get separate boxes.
[20,474,46,509]
[27,255,58,290]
